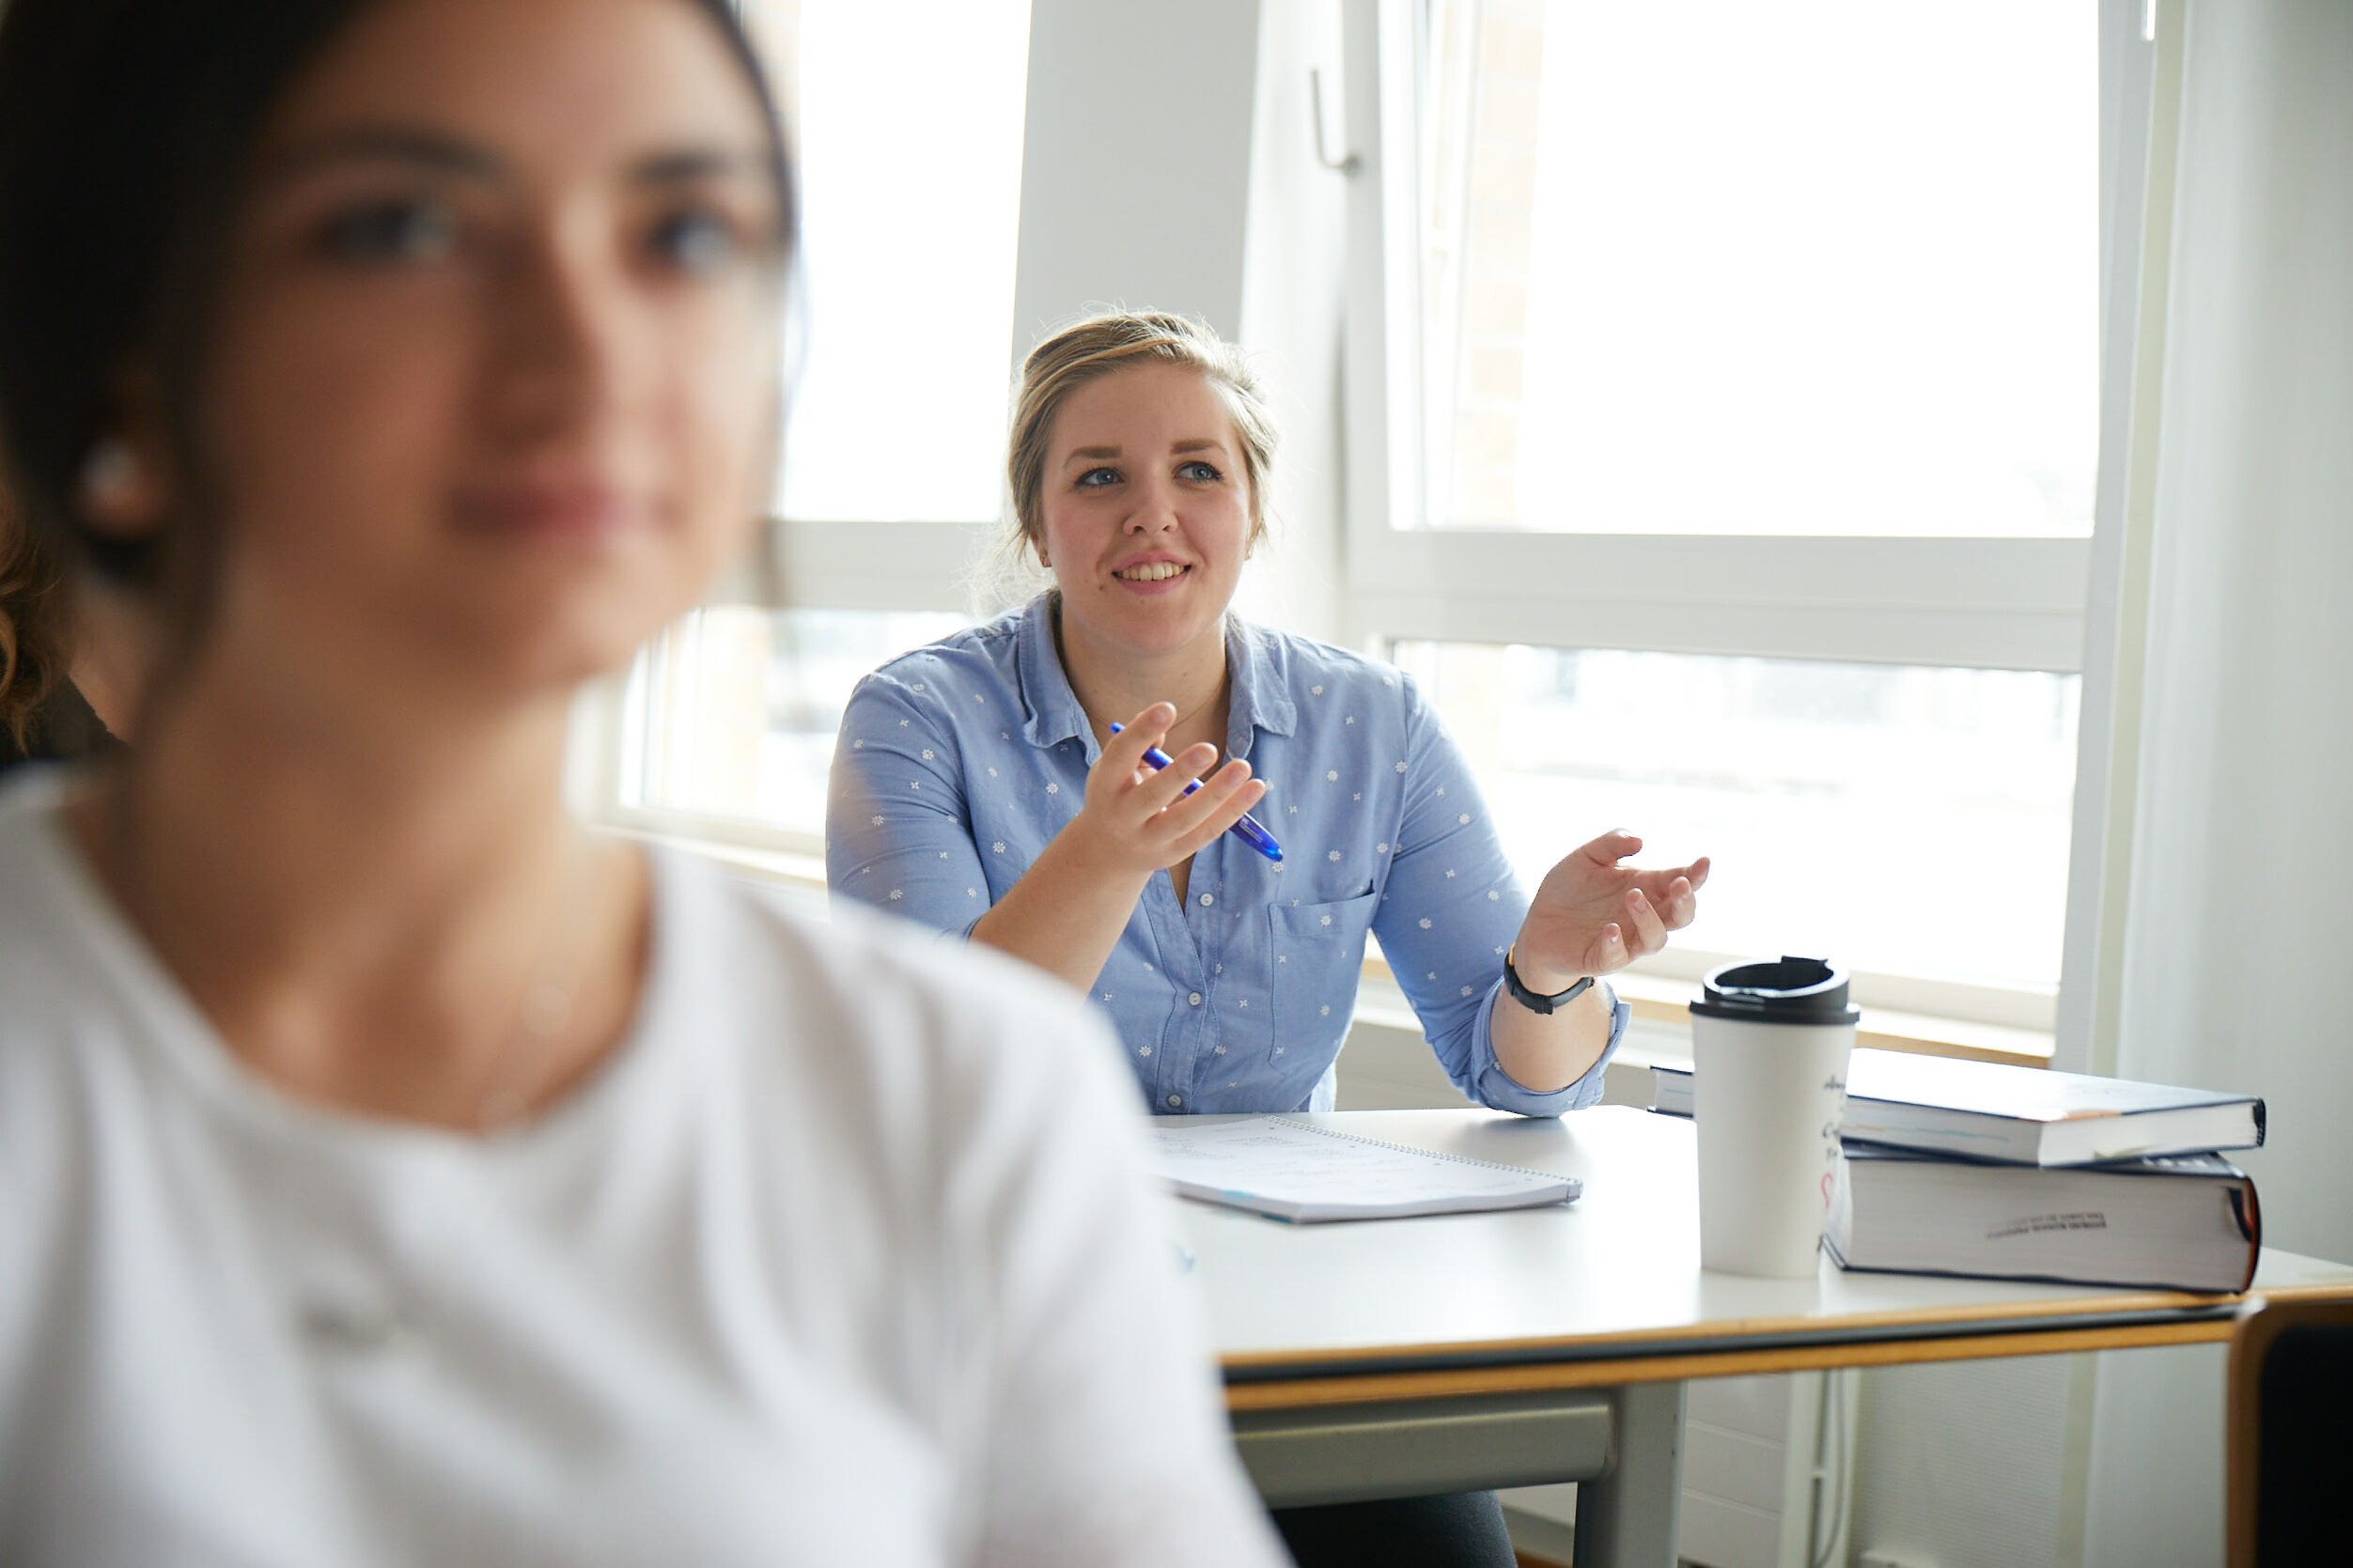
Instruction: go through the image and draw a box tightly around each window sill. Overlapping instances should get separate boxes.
[614,827,2056,1072]
[1363,957,2054,1070]
[1606,970,2052,1067]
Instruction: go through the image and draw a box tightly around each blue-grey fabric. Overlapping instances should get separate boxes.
[826,596,1625,1117]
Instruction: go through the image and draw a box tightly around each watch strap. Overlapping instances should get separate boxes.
[1504,944,1595,1016]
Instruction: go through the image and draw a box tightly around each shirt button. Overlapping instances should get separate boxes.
[1167,1094,1183,1108]
[1188,992,1203,1006]
[1198,893,1214,907]
[1138,1046,1152,1057]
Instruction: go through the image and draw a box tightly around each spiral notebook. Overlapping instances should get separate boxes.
[1145,1117,1581,1222]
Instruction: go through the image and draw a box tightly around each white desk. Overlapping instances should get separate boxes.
[1177,1107,2353,1568]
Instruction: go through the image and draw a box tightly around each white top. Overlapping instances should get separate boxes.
[0,779,1285,1568]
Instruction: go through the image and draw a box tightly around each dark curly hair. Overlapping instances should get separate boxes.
[0,500,68,752]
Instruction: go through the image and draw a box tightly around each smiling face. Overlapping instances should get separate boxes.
[176,0,786,711]
[1036,360,1254,669]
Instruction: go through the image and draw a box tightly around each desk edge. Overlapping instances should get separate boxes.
[1223,1316,2243,1409]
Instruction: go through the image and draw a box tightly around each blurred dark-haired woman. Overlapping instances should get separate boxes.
[0,2,1286,1563]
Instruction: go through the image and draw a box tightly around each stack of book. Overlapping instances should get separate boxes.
[1651,1049,2267,1293]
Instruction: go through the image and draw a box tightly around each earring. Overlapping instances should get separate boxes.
[80,437,142,511]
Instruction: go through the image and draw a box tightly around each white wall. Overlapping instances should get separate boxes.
[2080,1,2353,1561]
[1233,0,1348,644]
[1011,0,1263,349]
[2055,0,2160,1076]
[2101,0,2353,1290]
[1010,0,1349,645]
[1848,1357,2082,1568]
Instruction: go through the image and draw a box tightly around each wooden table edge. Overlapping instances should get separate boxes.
[1220,1281,2353,1412]
[1221,1319,2221,1409]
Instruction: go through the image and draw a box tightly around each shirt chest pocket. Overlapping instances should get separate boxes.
[1265,889,1381,1075]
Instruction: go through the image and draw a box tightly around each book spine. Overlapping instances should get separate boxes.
[2225,1179,2260,1292]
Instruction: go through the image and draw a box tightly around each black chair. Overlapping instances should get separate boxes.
[2227,1296,2353,1568]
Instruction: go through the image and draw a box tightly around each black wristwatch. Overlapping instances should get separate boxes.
[1504,944,1595,1016]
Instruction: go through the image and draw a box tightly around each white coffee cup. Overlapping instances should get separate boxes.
[1689,956,1859,1279]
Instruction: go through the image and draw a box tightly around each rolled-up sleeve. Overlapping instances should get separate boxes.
[827,672,992,938]
[1461,980,1629,1116]
[1375,680,1625,1117]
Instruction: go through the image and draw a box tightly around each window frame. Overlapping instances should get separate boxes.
[1330,0,2152,1034]
[574,517,982,860]
[581,0,2156,1048]
[1338,0,2105,669]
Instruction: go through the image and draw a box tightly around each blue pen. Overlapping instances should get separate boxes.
[1109,721,1284,863]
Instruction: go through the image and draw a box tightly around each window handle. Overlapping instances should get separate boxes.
[1309,69,1361,175]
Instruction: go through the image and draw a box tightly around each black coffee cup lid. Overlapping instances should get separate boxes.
[1689,955,1860,1025]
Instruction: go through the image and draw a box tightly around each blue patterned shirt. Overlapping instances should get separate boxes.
[825,597,1627,1116]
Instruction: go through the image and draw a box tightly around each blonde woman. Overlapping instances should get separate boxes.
[832,311,1707,1117]
[829,311,1709,1565]
[0,3,1286,1563]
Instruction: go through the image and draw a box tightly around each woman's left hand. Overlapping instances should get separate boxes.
[1510,830,1709,992]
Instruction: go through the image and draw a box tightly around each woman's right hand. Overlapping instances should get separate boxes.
[971,703,1266,993]
[1063,702,1267,880]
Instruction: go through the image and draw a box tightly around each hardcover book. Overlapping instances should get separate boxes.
[1650,1048,2263,1166]
[1825,1142,2260,1294]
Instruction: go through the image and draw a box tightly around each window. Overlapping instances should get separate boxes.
[1341,0,2126,1024]
[1394,642,2080,993]
[1415,0,2097,537]
[592,1,2137,1043]
[617,607,971,843]
[740,0,1030,524]
[591,1,1032,850]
